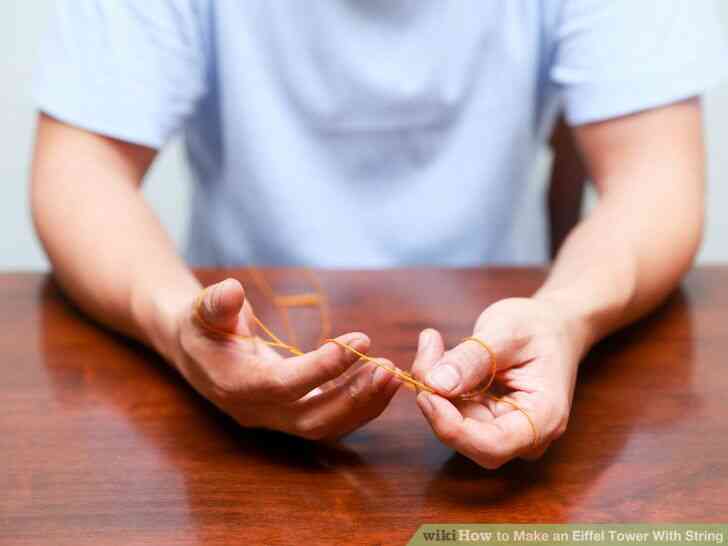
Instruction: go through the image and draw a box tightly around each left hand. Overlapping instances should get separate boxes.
[412,297,591,469]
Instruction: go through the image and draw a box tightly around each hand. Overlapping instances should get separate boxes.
[412,297,590,468]
[168,278,401,440]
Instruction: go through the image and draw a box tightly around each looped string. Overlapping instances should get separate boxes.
[194,270,538,448]
[458,336,498,399]
[193,289,304,355]
[323,338,436,394]
[459,336,538,446]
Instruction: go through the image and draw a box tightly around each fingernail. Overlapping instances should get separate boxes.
[426,363,460,393]
[372,365,393,388]
[349,334,369,350]
[417,392,433,413]
[386,375,402,394]
[419,329,432,350]
[205,284,220,315]
[333,334,365,356]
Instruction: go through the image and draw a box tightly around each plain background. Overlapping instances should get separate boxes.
[3,2,727,270]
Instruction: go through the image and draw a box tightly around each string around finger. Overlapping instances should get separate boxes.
[193,270,539,448]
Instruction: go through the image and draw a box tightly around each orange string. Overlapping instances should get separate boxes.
[248,268,298,348]
[302,268,332,347]
[193,290,304,356]
[195,269,538,447]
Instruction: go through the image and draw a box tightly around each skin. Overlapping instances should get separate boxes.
[31,112,401,441]
[413,98,705,468]
[31,97,704,465]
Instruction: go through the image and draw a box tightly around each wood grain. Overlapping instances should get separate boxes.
[2,268,727,546]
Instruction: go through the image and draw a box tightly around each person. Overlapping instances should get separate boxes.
[30,0,726,469]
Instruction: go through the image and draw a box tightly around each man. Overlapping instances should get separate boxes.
[31,1,725,469]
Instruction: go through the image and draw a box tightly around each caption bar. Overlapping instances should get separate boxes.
[408,524,727,546]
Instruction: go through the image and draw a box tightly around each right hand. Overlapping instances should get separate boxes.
[169,278,401,440]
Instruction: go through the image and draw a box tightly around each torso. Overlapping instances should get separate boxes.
[185,0,561,267]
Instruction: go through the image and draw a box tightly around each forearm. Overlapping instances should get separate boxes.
[539,175,704,363]
[534,99,705,355]
[31,115,200,362]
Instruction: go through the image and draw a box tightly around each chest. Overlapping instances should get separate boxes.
[212,1,550,134]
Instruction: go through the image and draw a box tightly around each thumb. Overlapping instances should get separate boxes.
[424,337,496,397]
[197,278,246,333]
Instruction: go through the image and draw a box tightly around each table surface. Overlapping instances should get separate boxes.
[2,268,727,545]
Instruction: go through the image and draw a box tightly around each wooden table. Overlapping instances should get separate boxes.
[2,268,727,545]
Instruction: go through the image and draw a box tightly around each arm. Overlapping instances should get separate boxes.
[32,113,400,439]
[412,98,704,468]
[536,98,704,344]
[31,113,198,358]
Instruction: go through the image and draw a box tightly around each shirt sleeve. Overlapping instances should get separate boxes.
[33,0,209,148]
[551,0,728,126]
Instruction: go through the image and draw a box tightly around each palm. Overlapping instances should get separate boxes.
[175,278,402,440]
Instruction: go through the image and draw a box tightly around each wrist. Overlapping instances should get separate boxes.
[532,290,599,361]
[130,272,201,365]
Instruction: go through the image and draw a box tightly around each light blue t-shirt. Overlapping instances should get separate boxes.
[35,1,727,267]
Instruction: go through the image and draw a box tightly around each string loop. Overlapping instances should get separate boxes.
[194,270,538,448]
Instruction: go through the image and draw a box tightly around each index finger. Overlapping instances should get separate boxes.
[272,333,370,402]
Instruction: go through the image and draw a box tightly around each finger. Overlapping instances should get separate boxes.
[197,278,250,335]
[289,361,402,440]
[461,400,541,468]
[411,328,445,381]
[457,398,497,422]
[273,333,371,401]
[418,391,540,469]
[520,441,550,461]
[416,391,470,452]
[424,337,495,398]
